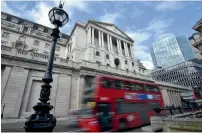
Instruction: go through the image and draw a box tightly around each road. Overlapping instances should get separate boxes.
[117,127,143,132]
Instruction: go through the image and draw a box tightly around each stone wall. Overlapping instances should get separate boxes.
[142,110,202,132]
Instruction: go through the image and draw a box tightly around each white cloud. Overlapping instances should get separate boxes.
[127,31,152,45]
[141,60,154,70]
[99,11,120,24]
[125,17,174,70]
[23,1,90,33]
[126,30,154,69]
[146,18,173,33]
[130,8,144,19]
[25,2,54,28]
[144,17,173,41]
[155,2,184,11]
[1,1,21,17]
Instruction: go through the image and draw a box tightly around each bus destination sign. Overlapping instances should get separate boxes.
[124,92,160,100]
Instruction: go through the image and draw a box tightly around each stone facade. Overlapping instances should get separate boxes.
[189,32,202,58]
[66,20,140,73]
[189,18,202,57]
[1,45,191,119]
[1,12,69,58]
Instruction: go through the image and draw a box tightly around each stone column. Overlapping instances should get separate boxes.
[172,91,176,107]
[92,28,94,45]
[107,35,110,51]
[168,90,172,106]
[79,75,85,109]
[178,92,182,106]
[118,40,123,55]
[1,66,12,100]
[175,91,178,107]
[98,31,101,47]
[110,36,113,52]
[130,44,134,58]
[101,32,104,48]
[117,39,120,54]
[175,91,179,106]
[88,27,91,44]
[1,67,29,118]
[124,42,128,56]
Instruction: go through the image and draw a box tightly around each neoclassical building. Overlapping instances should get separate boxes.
[1,12,190,120]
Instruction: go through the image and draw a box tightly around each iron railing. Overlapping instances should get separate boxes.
[153,104,202,117]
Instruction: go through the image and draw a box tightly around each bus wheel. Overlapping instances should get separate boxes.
[119,120,127,130]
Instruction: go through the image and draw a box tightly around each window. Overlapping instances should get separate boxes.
[11,17,18,23]
[132,83,144,91]
[44,51,49,55]
[38,26,44,31]
[2,32,10,38]
[117,102,147,114]
[48,29,52,34]
[96,61,101,67]
[144,85,160,92]
[1,41,7,45]
[102,78,114,88]
[23,27,29,33]
[123,82,132,90]
[114,80,122,89]
[56,46,60,51]
[45,43,50,48]
[125,60,127,64]
[33,40,40,46]
[132,62,134,66]
[106,54,109,59]
[96,51,100,56]
[1,14,7,19]
[19,36,26,41]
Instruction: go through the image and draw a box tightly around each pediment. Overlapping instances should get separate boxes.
[97,23,130,39]
[89,20,133,41]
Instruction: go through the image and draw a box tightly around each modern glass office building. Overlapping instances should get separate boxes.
[150,35,195,68]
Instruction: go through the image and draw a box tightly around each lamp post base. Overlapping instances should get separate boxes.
[24,103,56,132]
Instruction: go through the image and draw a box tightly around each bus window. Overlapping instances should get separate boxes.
[102,78,114,88]
[114,80,122,89]
[123,82,132,90]
[132,83,144,91]
[117,102,144,114]
[144,85,152,92]
[152,86,160,92]
[144,85,160,92]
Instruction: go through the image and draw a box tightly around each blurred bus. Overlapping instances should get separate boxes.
[77,75,165,132]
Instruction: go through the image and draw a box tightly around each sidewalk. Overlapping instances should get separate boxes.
[1,117,77,132]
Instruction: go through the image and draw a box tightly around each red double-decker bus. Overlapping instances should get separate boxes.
[78,75,165,132]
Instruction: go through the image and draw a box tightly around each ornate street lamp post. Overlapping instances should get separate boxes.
[24,2,69,132]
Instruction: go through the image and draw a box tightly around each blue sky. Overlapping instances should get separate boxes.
[1,1,202,69]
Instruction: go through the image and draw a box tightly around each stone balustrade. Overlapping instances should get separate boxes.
[1,45,73,67]
[1,20,20,31]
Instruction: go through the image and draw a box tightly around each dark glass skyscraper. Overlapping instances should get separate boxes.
[150,35,195,68]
